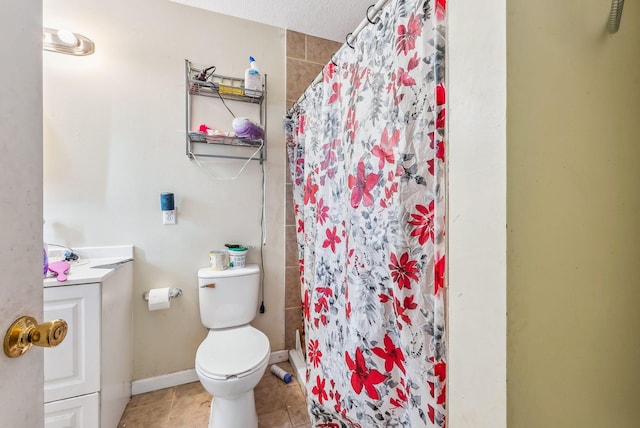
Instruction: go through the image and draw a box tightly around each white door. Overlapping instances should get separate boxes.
[0,1,45,427]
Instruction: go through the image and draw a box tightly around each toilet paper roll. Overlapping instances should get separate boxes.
[148,287,171,311]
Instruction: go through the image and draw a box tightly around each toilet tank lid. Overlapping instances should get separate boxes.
[198,264,259,279]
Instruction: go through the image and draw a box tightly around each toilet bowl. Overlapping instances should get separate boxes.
[195,264,270,428]
[195,326,270,428]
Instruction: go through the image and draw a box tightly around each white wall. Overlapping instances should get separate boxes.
[43,0,286,380]
[448,0,507,426]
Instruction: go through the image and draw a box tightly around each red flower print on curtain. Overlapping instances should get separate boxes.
[347,160,379,208]
[409,201,435,245]
[304,175,318,205]
[372,127,399,170]
[396,13,423,55]
[389,252,420,289]
[345,347,387,400]
[372,334,406,374]
[285,0,446,426]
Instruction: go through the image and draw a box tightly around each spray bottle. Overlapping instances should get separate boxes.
[244,56,262,97]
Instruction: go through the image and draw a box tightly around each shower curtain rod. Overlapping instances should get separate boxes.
[285,0,390,117]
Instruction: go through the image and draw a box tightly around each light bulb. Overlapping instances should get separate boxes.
[57,29,78,47]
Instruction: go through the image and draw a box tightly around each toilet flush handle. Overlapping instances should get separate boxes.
[200,283,216,289]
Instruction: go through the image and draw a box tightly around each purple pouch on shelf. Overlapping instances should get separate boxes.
[232,117,264,140]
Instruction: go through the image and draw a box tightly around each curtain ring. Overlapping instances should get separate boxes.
[330,55,338,66]
[366,4,380,24]
[346,32,355,49]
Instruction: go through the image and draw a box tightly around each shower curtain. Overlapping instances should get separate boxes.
[285,0,446,426]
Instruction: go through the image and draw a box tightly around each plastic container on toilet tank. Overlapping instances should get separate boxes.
[228,247,248,268]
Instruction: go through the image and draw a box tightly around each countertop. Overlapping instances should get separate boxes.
[44,245,134,287]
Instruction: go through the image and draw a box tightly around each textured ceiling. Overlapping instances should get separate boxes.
[169,0,374,42]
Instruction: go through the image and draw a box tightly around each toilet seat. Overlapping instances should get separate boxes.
[196,325,270,380]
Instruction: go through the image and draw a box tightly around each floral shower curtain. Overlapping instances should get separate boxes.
[285,0,446,426]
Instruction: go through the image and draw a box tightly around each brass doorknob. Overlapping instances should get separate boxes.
[3,316,68,358]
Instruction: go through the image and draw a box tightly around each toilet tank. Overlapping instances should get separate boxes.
[197,264,260,329]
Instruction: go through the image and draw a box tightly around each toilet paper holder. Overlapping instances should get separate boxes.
[142,288,183,301]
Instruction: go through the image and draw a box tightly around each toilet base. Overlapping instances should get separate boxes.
[208,390,258,428]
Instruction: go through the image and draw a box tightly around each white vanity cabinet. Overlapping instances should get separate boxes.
[44,282,101,427]
[43,246,133,428]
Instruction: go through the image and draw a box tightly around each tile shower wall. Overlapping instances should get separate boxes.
[285,31,341,350]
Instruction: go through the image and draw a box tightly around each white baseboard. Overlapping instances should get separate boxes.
[269,350,289,364]
[132,369,199,396]
[132,351,292,396]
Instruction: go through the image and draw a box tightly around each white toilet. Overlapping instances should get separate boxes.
[195,264,270,428]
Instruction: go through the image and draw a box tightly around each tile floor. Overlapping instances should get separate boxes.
[118,362,310,428]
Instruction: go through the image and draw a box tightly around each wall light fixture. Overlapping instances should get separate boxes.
[43,28,94,56]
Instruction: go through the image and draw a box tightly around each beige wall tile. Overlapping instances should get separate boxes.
[285,226,299,267]
[286,185,295,225]
[285,266,301,309]
[286,58,323,101]
[285,154,293,185]
[286,98,298,110]
[306,35,342,65]
[284,307,302,350]
[286,30,305,60]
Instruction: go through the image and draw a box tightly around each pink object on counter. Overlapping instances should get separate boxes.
[48,261,70,282]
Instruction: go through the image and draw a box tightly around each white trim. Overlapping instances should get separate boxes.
[288,349,306,391]
[448,0,507,426]
[288,329,307,389]
[268,350,289,364]
[131,369,199,396]
[131,351,291,396]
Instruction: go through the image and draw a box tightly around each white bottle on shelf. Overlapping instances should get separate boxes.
[244,56,262,97]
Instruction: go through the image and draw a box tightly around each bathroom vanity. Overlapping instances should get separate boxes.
[43,246,133,428]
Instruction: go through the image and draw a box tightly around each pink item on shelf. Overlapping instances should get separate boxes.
[48,261,70,282]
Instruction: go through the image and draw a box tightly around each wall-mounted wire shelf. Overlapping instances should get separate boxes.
[188,131,262,147]
[189,79,263,103]
[185,59,267,162]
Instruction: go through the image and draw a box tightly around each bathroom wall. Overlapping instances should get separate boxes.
[42,0,286,380]
[508,1,640,426]
[284,30,341,351]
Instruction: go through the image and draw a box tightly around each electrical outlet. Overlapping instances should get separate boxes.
[163,210,176,225]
